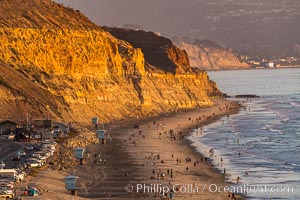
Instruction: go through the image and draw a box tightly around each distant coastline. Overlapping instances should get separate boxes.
[206,65,300,71]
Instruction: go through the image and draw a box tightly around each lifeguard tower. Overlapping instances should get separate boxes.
[64,175,80,195]
[92,117,99,129]
[96,129,106,144]
[75,148,85,165]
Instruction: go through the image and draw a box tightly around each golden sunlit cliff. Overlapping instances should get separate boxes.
[0,0,221,125]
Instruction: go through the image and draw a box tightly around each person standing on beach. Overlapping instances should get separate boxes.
[232,193,235,200]
[169,191,173,199]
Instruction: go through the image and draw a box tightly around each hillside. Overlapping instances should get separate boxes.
[175,39,249,70]
[103,27,192,74]
[0,0,221,125]
[0,0,98,29]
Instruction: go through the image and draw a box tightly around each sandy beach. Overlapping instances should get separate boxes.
[24,99,242,200]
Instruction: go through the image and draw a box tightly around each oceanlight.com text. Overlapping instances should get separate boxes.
[125,183,294,195]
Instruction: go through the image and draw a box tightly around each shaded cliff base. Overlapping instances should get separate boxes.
[24,99,243,200]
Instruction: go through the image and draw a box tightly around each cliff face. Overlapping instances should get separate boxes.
[0,28,145,78]
[0,0,221,125]
[104,28,192,74]
[176,40,249,70]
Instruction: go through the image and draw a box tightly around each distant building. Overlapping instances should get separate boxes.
[154,32,161,36]
[31,119,52,130]
[266,62,275,68]
[0,120,22,133]
[248,61,261,66]
[240,55,248,61]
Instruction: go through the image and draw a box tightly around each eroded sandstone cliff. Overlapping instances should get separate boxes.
[0,0,221,125]
[175,40,250,70]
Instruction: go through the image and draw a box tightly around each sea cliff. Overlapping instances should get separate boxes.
[175,40,250,70]
[0,0,221,125]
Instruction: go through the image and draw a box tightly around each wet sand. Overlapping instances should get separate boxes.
[25,99,242,200]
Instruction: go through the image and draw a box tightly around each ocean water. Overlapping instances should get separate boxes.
[188,68,300,200]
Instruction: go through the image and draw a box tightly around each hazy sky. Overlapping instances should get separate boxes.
[54,0,204,32]
[54,0,300,56]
